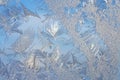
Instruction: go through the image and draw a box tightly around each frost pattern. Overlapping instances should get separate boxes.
[0,0,120,80]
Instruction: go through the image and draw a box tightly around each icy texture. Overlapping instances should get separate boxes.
[0,0,120,80]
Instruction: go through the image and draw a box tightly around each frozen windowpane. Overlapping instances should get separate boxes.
[0,0,120,80]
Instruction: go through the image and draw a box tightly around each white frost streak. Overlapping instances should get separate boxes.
[47,22,59,37]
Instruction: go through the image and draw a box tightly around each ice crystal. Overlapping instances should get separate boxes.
[0,0,120,80]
